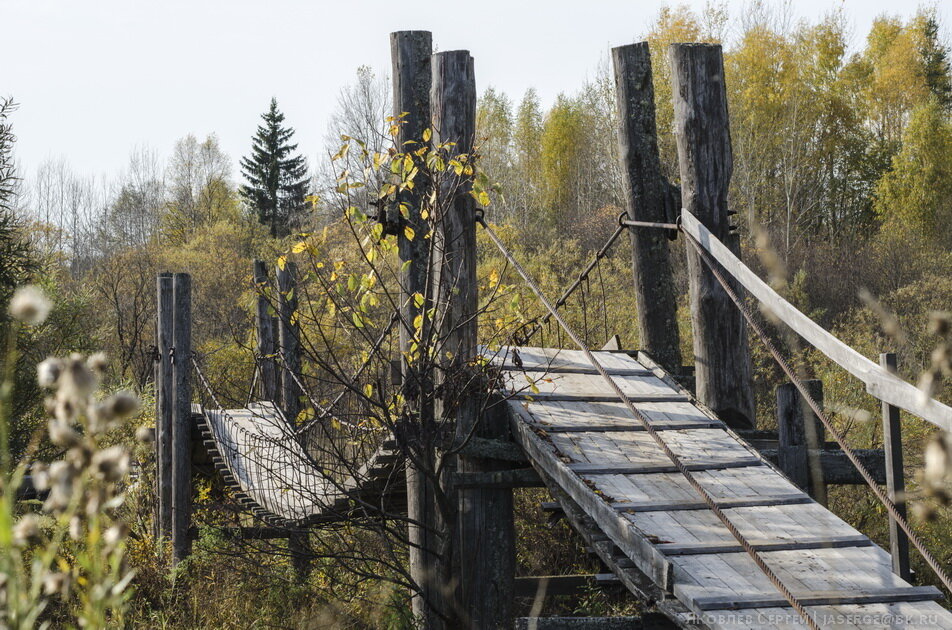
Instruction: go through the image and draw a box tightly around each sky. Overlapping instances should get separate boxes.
[3,0,950,184]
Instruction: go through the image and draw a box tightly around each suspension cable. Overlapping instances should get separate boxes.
[477,217,820,629]
[293,312,398,435]
[520,220,627,344]
[682,227,952,595]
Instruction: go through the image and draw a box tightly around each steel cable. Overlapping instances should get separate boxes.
[683,227,952,595]
[478,217,820,629]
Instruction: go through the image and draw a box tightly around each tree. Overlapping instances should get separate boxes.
[240,98,310,238]
[164,134,238,242]
[874,99,952,246]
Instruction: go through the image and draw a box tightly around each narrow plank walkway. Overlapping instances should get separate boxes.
[495,346,952,630]
[200,401,400,525]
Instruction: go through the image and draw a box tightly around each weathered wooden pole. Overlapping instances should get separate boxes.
[171,272,192,564]
[880,352,911,580]
[155,272,173,541]
[776,380,827,504]
[277,261,301,425]
[253,260,278,401]
[669,43,756,429]
[612,42,682,373]
[432,49,514,629]
[391,30,445,628]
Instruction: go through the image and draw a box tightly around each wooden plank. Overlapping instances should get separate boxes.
[514,617,649,630]
[511,393,689,403]
[505,366,652,376]
[530,421,723,433]
[276,261,301,425]
[569,458,762,475]
[689,586,942,611]
[658,534,872,556]
[612,493,810,513]
[680,210,952,432]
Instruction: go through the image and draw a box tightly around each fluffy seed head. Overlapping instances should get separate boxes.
[8,285,51,326]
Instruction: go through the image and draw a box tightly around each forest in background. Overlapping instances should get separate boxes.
[2,3,952,627]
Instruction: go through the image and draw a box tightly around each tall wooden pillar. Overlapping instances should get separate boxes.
[612,42,682,373]
[432,50,514,629]
[277,261,301,425]
[392,30,446,628]
[155,273,173,541]
[254,260,278,401]
[669,43,756,429]
[171,272,192,564]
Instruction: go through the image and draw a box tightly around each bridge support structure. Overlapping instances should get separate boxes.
[669,43,756,430]
[171,272,193,564]
[612,42,682,376]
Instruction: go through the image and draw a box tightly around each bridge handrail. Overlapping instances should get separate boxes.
[680,211,952,432]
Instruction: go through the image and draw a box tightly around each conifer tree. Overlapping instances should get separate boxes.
[240,98,309,237]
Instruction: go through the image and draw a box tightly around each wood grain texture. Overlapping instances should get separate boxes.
[171,273,192,564]
[612,42,681,373]
[253,260,277,401]
[155,273,173,540]
[669,43,756,430]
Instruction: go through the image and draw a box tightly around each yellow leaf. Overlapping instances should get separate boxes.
[277,255,287,271]
[477,191,491,206]
[404,225,415,241]
[364,383,373,398]
[291,240,309,254]
[413,293,425,308]
[422,128,432,142]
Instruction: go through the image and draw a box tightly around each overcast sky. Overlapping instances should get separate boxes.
[3,0,949,182]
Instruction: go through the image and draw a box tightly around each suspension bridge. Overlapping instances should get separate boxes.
[148,33,952,629]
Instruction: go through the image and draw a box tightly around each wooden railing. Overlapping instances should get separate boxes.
[681,211,952,433]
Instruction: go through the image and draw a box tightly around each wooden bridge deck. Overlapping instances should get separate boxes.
[496,347,951,629]
[200,401,400,526]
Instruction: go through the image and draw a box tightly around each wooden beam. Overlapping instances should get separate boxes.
[612,42,682,374]
[758,448,886,485]
[155,273,173,541]
[458,436,527,463]
[679,210,952,432]
[880,352,911,581]
[658,534,872,556]
[171,272,192,564]
[452,468,542,489]
[253,260,277,401]
[777,380,827,504]
[503,366,652,376]
[669,43,756,430]
[276,261,301,425]
[686,586,942,611]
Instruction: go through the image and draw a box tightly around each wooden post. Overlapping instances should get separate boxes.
[392,30,445,629]
[432,49,514,629]
[880,352,911,580]
[776,380,827,504]
[155,273,173,541]
[669,43,756,429]
[277,261,301,425]
[611,42,682,374]
[171,272,192,564]
[254,260,278,401]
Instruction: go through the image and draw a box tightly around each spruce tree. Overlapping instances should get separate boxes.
[240,98,309,237]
